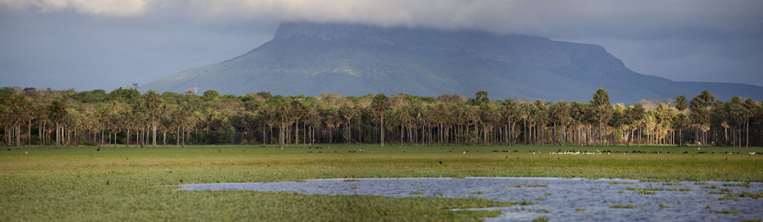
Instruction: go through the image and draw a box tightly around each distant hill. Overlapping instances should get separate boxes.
[144,22,763,103]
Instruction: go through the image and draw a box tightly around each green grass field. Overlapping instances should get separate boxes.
[1,145,761,221]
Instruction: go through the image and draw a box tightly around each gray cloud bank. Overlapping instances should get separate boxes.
[1,0,762,89]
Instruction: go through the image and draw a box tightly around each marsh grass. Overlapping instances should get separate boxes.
[739,192,763,199]
[720,191,763,201]
[1,144,761,221]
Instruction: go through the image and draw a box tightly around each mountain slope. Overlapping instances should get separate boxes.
[144,22,763,103]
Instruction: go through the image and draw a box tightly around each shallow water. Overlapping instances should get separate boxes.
[181,177,763,222]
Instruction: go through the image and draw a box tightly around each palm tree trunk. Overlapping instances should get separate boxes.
[38,123,43,145]
[380,114,385,146]
[295,122,300,145]
[152,122,157,146]
[55,123,60,146]
[747,119,750,148]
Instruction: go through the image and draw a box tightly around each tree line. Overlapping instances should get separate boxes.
[1,87,761,147]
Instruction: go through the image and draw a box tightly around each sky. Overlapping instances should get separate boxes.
[0,0,762,90]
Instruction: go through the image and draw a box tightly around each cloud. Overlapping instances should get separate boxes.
[0,0,147,16]
[151,0,762,35]
[1,0,762,87]
[3,0,761,34]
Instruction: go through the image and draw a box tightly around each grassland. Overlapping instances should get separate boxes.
[1,144,761,221]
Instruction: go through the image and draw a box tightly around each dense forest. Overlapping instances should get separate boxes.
[1,87,761,147]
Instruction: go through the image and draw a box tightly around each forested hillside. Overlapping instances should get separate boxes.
[1,87,761,147]
[145,22,763,103]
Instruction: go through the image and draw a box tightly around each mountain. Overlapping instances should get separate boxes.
[144,22,763,103]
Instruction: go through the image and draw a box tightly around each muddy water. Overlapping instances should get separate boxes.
[181,177,763,222]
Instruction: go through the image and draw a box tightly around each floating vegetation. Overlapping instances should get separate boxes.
[610,203,636,209]
[723,182,751,188]
[739,192,763,199]
[718,194,738,201]
[709,188,734,195]
[510,184,549,188]
[409,191,424,196]
[470,190,484,195]
[608,181,634,185]
[514,199,535,206]
[626,187,660,195]
[711,208,740,215]
[673,187,692,192]
[532,216,549,222]
[720,191,763,200]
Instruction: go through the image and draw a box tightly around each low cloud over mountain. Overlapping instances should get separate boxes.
[144,22,763,103]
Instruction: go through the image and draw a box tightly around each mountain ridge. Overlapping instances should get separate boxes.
[144,22,763,103]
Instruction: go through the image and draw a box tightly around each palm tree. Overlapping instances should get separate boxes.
[143,91,162,146]
[48,99,68,146]
[289,97,307,144]
[372,94,389,146]
[532,100,549,144]
[471,91,489,106]
[673,96,689,145]
[654,103,676,145]
[479,101,499,144]
[7,92,29,146]
[339,101,359,143]
[742,98,758,147]
[610,104,627,144]
[690,90,715,145]
[4,87,763,147]
[517,102,532,144]
[590,89,613,145]
[0,90,12,146]
[303,101,321,144]
[500,100,519,145]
